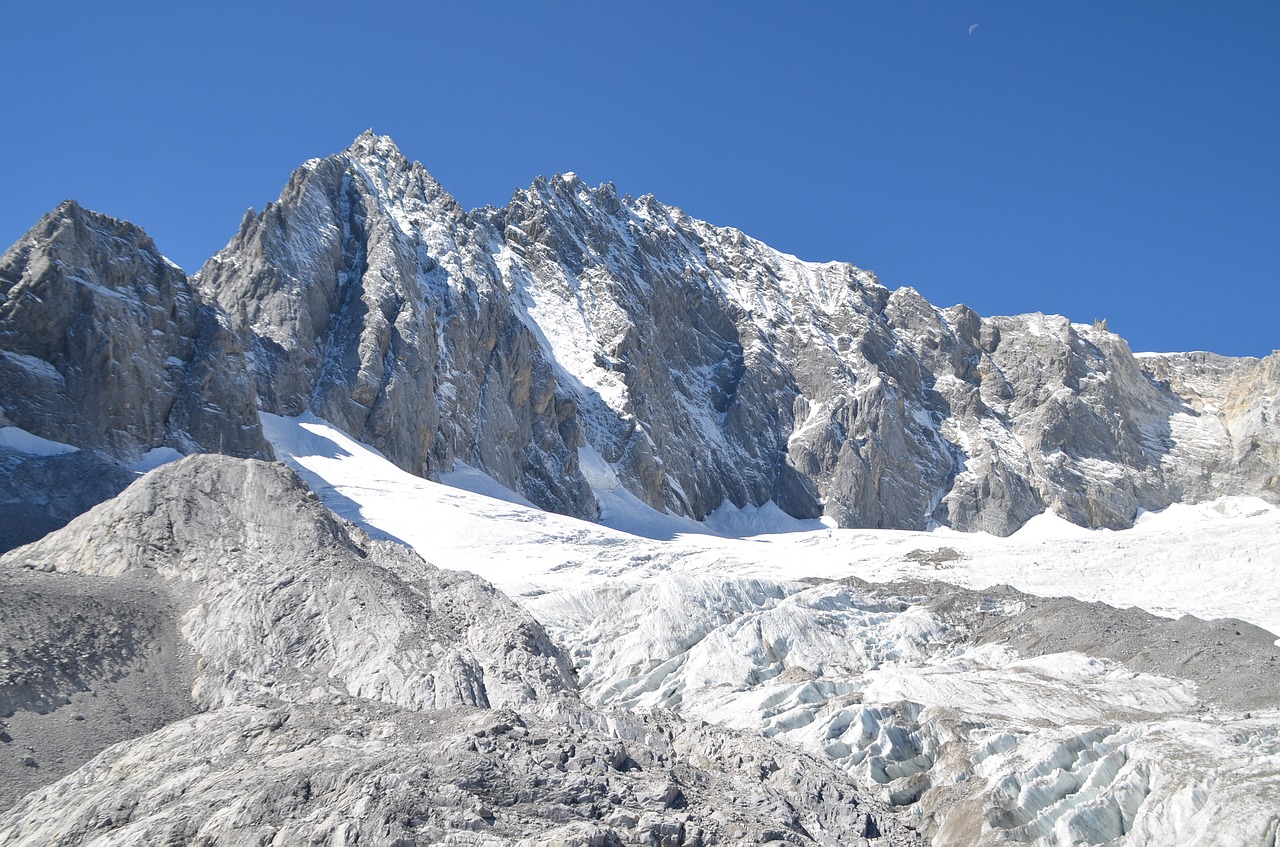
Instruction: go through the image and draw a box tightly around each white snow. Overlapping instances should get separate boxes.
[0,426,78,456]
[702,499,834,536]
[132,447,184,473]
[260,411,1280,636]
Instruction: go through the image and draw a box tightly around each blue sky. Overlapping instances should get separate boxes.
[2,2,1276,356]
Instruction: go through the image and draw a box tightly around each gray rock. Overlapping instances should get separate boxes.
[3,136,1277,539]
[0,700,924,846]
[1,455,578,712]
[1138,350,1280,505]
[0,201,267,464]
[472,166,1280,534]
[197,132,596,520]
[0,566,195,810]
[0,456,924,845]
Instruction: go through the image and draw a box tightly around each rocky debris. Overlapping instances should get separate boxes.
[0,453,582,805]
[915,581,1280,712]
[0,566,195,810]
[0,699,923,847]
[0,201,267,464]
[901,547,963,569]
[0,455,925,844]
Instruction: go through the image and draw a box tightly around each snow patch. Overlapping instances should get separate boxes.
[0,426,78,456]
[703,499,833,536]
[132,447,184,473]
[1011,510,1104,541]
[440,461,536,509]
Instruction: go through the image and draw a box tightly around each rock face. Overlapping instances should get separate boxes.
[191,133,1279,535]
[197,133,595,520]
[1137,350,1280,505]
[0,456,923,846]
[3,134,1277,537]
[0,202,270,551]
[0,201,266,463]
[0,446,137,551]
[2,455,577,713]
[479,177,1278,534]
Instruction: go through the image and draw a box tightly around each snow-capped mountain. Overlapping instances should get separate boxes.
[194,131,1280,535]
[3,131,1277,540]
[1,132,1278,846]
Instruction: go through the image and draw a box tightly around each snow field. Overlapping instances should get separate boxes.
[260,411,1280,845]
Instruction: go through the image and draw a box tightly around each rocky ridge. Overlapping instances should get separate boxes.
[0,201,269,547]
[197,133,595,520]
[193,132,1280,535]
[0,201,266,463]
[2,133,1277,540]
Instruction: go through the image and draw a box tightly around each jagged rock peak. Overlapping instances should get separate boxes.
[347,127,405,160]
[13,200,167,270]
[0,200,267,466]
[195,134,598,521]
[331,129,449,199]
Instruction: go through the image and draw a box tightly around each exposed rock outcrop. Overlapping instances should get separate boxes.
[4,136,1277,537]
[477,171,1280,534]
[0,202,270,551]
[197,133,595,520]
[0,201,267,463]
[0,444,136,551]
[2,455,577,712]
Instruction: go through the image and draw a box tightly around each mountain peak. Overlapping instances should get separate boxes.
[346,129,406,163]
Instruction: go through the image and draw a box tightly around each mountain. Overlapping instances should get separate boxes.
[196,132,1280,535]
[196,133,596,520]
[0,132,1277,846]
[2,133,1276,542]
[0,201,269,547]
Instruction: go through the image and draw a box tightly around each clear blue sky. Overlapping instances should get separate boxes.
[3,2,1276,356]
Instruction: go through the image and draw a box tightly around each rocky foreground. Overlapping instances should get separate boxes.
[2,456,1278,846]
[0,457,922,846]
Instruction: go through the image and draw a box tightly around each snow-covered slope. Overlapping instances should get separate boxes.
[259,411,1280,847]
[262,413,1280,636]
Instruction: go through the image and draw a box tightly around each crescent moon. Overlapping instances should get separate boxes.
[968,23,979,35]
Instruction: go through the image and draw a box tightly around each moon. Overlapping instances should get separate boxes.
[968,23,980,35]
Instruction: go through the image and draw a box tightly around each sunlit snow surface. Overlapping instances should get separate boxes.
[260,412,1280,635]
[261,412,1280,845]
